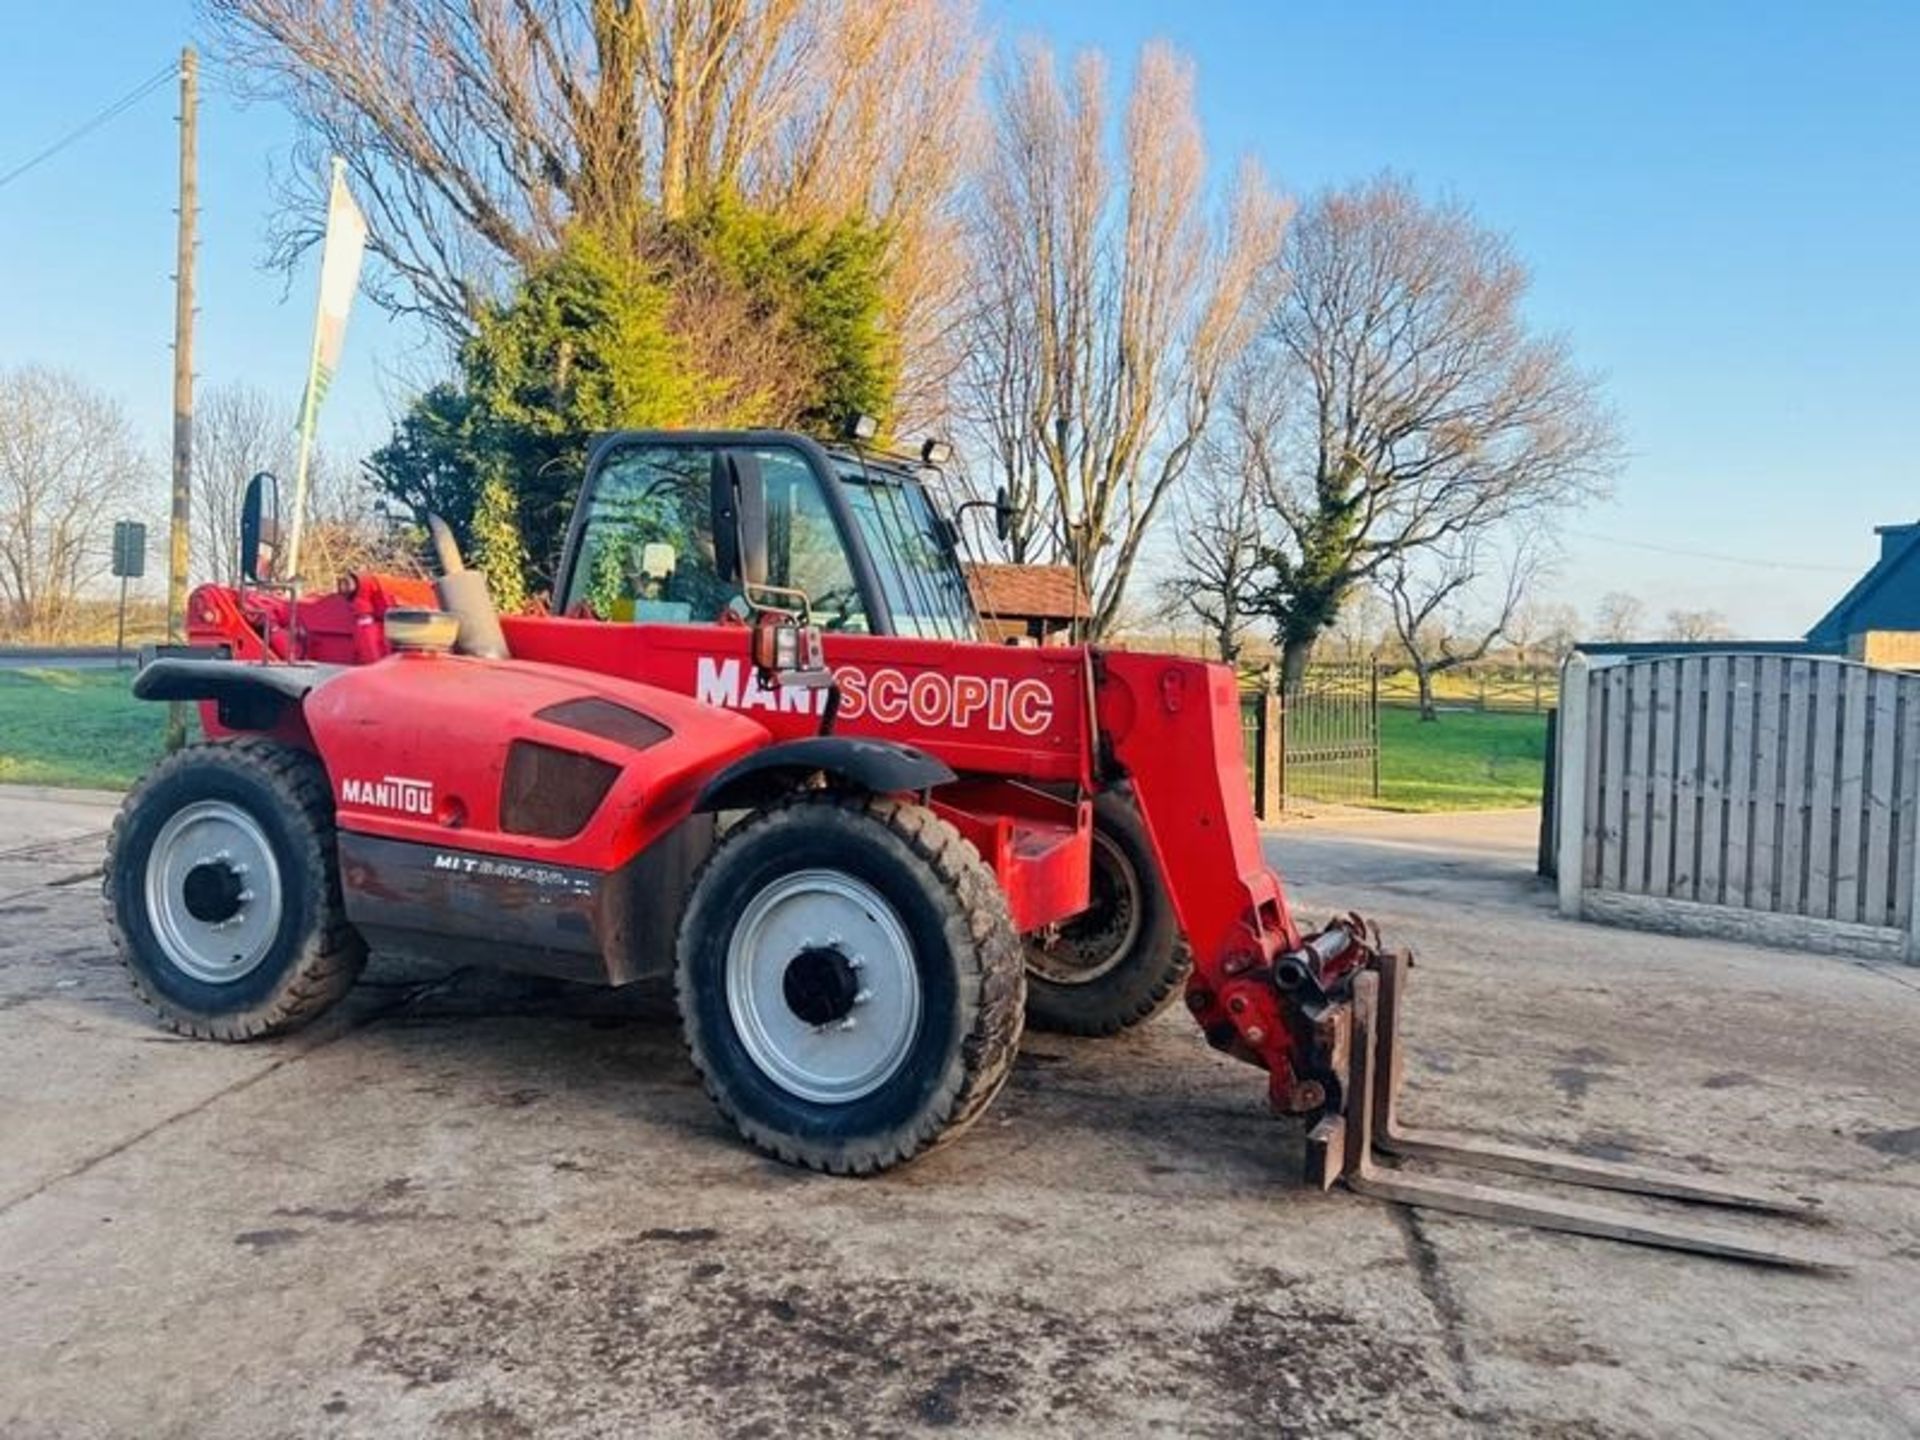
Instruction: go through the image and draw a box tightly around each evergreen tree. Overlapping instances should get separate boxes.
[469,464,531,614]
[370,204,895,602]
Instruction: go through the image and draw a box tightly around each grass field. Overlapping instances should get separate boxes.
[1374,706,1548,811]
[0,669,174,790]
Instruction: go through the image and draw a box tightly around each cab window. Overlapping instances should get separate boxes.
[754,447,868,633]
[834,465,976,640]
[564,443,868,632]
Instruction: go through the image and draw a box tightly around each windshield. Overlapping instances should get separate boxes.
[834,462,978,641]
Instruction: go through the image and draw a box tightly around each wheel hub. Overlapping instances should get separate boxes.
[783,946,862,1027]
[181,861,246,925]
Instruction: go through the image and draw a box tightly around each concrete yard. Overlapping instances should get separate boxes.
[0,788,1914,1438]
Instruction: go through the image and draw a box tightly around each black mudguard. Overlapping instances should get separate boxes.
[694,736,955,813]
[132,655,339,730]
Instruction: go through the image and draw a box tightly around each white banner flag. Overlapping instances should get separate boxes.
[305,162,368,416]
[288,158,368,577]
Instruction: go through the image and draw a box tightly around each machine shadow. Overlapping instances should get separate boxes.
[337,955,1311,1194]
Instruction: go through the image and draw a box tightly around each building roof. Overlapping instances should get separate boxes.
[1806,521,1920,647]
[965,563,1090,624]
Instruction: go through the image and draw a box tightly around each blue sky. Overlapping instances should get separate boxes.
[1,1,1914,634]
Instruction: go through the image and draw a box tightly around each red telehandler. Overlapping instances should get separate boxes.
[106,429,1822,1267]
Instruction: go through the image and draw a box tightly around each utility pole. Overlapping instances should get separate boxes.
[166,47,196,751]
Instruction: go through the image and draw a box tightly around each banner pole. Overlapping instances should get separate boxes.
[283,158,341,583]
[285,312,324,582]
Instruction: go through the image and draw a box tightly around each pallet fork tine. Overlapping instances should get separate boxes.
[1368,951,1818,1218]
[1307,966,1838,1273]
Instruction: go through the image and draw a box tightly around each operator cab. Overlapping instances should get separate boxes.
[554,430,979,642]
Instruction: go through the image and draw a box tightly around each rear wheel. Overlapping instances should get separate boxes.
[1024,788,1191,1036]
[105,740,366,1039]
[676,793,1025,1174]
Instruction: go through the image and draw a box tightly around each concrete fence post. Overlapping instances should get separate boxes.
[1556,654,1593,919]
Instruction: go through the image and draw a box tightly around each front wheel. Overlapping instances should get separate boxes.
[676,794,1025,1174]
[1023,788,1191,1036]
[104,739,366,1040]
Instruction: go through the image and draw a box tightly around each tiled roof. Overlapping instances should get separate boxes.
[966,563,1090,622]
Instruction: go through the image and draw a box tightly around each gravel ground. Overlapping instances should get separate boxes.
[0,788,1913,1438]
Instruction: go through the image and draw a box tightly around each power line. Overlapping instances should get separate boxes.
[0,60,179,193]
[1565,528,1859,575]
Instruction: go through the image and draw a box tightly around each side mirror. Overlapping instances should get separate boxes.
[710,451,767,590]
[993,486,1015,543]
[241,472,282,584]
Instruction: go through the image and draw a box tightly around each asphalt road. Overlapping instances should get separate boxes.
[0,793,1914,1438]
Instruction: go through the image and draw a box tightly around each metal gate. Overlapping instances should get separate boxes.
[1241,662,1381,813]
[1285,662,1381,804]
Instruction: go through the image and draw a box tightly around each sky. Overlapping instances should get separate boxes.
[0,1,1914,637]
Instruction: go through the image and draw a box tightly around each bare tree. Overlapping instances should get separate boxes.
[1503,597,1582,665]
[1381,534,1538,721]
[958,41,1289,636]
[207,0,982,414]
[1592,590,1646,642]
[1663,607,1732,642]
[189,379,421,590]
[0,368,152,642]
[192,384,298,587]
[1167,452,1268,662]
[1325,584,1391,663]
[1231,176,1619,685]
[300,455,425,590]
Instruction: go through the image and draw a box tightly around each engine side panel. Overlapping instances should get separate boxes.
[301,653,759,984]
[303,651,768,873]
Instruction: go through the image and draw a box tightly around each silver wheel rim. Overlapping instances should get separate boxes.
[142,799,284,984]
[1027,831,1142,985]
[725,869,921,1104]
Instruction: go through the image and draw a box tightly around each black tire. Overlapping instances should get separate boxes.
[104,739,366,1040]
[676,793,1025,1175]
[1023,787,1191,1036]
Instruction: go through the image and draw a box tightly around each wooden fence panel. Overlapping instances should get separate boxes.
[1572,653,1920,958]
[1600,666,1630,891]
[1623,666,1654,893]
[1834,666,1870,923]
[1580,668,1607,888]
[1863,671,1899,927]
[1725,656,1756,910]
[1648,660,1678,895]
[1698,655,1729,905]
[1672,656,1703,899]
[1779,660,1812,915]
[1747,657,1784,912]
[1898,686,1920,930]
[1806,662,1839,919]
